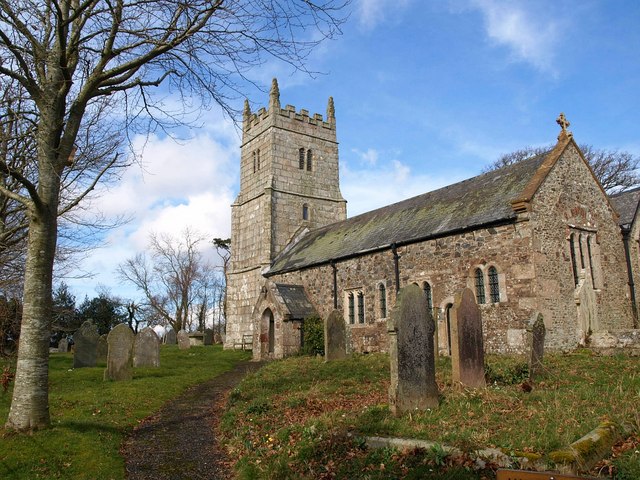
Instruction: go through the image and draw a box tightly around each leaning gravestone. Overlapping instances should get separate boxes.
[133,327,160,367]
[451,287,486,388]
[528,313,546,381]
[73,321,99,368]
[177,330,190,350]
[164,329,177,345]
[97,334,108,363]
[324,310,347,361]
[388,284,439,415]
[104,323,135,381]
[204,328,214,346]
[58,338,69,353]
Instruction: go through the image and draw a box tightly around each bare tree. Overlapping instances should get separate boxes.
[484,144,640,193]
[118,229,218,334]
[0,0,348,430]
[212,237,230,326]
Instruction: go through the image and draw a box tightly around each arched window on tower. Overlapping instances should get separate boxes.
[302,203,309,221]
[474,268,486,304]
[378,284,387,318]
[299,148,305,169]
[488,266,500,303]
[306,149,313,171]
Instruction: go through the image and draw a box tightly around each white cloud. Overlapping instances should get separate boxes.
[352,147,380,165]
[468,0,560,73]
[356,0,412,31]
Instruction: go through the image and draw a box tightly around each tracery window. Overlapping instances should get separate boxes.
[348,293,355,324]
[378,283,387,318]
[357,291,365,323]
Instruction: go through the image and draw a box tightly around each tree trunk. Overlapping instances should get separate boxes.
[5,207,57,430]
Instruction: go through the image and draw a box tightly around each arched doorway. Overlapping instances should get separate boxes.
[262,308,275,354]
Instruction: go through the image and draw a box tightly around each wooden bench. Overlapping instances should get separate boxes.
[496,469,597,480]
[233,334,253,351]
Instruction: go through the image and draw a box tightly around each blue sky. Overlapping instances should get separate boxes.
[66,0,640,301]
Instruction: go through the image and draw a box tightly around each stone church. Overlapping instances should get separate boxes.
[225,79,638,360]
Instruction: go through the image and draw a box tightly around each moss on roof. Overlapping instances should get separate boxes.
[268,152,549,275]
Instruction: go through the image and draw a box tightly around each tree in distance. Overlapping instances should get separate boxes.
[484,144,640,194]
[0,0,349,431]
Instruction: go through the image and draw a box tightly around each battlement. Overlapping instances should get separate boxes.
[243,78,336,135]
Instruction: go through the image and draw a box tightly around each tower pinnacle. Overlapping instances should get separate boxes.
[327,96,335,124]
[269,78,281,111]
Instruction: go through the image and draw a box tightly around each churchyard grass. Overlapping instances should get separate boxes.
[0,345,251,479]
[219,350,640,479]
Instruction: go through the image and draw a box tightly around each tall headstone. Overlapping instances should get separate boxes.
[164,329,177,345]
[134,327,160,368]
[97,334,108,363]
[388,284,439,415]
[204,328,214,346]
[177,330,190,350]
[104,323,135,381]
[451,288,486,388]
[324,310,347,361]
[528,313,546,381]
[73,321,99,368]
[58,338,69,353]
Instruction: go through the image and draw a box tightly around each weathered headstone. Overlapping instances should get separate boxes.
[133,327,160,368]
[528,313,546,381]
[204,328,214,346]
[177,330,190,350]
[164,329,177,345]
[213,333,222,344]
[58,338,69,353]
[97,334,108,363]
[104,323,135,381]
[324,310,347,361]
[451,288,486,388]
[73,321,99,368]
[388,284,439,415]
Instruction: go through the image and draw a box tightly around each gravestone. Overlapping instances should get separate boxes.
[104,323,135,381]
[164,329,177,345]
[73,321,99,368]
[213,333,222,344]
[97,334,108,363]
[451,287,486,388]
[204,328,214,346]
[58,338,69,353]
[177,330,190,350]
[324,310,347,361]
[528,313,546,381]
[133,327,160,368]
[388,284,439,415]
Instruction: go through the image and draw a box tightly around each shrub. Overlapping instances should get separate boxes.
[301,315,324,356]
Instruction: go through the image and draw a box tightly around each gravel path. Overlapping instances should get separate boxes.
[123,361,262,480]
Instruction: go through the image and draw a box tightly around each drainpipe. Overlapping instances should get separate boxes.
[621,226,638,328]
[331,260,338,310]
[391,244,401,294]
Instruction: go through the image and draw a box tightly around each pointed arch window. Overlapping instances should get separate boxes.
[488,266,500,303]
[474,268,486,304]
[299,148,305,169]
[306,149,313,171]
[348,293,355,324]
[357,291,365,323]
[423,282,433,311]
[378,284,387,318]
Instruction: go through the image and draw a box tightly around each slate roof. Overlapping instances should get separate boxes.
[275,284,318,319]
[609,187,640,227]
[268,152,550,275]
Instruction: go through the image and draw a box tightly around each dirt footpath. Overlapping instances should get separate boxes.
[123,361,262,480]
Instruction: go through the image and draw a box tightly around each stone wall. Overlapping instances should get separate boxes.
[529,142,634,350]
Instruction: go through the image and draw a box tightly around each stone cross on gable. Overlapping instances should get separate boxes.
[556,112,571,137]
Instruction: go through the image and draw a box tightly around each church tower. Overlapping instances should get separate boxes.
[225,79,347,348]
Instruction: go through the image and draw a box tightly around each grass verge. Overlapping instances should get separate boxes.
[0,345,251,480]
[219,350,640,479]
